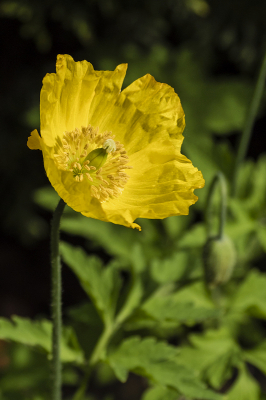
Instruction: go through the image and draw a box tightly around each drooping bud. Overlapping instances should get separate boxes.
[203,235,237,288]
[85,148,108,171]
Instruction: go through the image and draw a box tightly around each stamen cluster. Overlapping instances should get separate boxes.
[53,125,132,203]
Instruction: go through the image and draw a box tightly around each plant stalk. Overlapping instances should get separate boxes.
[232,49,266,196]
[51,198,66,400]
[89,324,114,367]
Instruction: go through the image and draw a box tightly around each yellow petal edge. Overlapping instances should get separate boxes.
[28,54,205,230]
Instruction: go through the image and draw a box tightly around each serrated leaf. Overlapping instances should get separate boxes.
[141,385,179,400]
[142,295,220,325]
[231,269,266,318]
[126,281,216,331]
[108,336,223,400]
[0,316,84,363]
[60,242,121,326]
[226,365,260,400]
[178,328,240,389]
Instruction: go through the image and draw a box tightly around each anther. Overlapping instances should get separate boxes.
[86,173,93,181]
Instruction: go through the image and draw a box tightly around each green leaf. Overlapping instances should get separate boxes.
[178,328,241,389]
[60,242,121,326]
[172,281,214,309]
[142,294,220,325]
[141,386,180,400]
[226,365,260,400]
[231,269,266,318]
[178,223,207,248]
[0,316,84,363]
[107,336,223,400]
[126,281,216,331]
[61,215,138,260]
[60,213,158,271]
[150,251,189,284]
[244,340,266,375]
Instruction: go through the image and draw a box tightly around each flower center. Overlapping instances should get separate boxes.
[53,125,132,202]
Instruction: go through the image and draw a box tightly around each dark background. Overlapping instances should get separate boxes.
[0,0,266,324]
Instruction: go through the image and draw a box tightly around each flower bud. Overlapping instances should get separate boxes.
[203,235,237,288]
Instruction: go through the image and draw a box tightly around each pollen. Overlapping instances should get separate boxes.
[53,125,131,203]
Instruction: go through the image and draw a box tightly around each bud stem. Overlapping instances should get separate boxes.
[232,47,266,197]
[206,172,227,240]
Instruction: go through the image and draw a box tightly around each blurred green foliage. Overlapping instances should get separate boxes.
[1,0,266,399]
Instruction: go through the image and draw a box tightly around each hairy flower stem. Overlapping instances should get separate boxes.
[232,48,266,197]
[51,198,66,400]
[206,172,227,239]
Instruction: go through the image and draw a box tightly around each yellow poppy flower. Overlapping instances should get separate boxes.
[27,54,204,231]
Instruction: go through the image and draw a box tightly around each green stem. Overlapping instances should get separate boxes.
[89,324,114,367]
[51,198,66,400]
[206,172,227,239]
[232,48,266,197]
[72,325,114,400]
[72,366,92,400]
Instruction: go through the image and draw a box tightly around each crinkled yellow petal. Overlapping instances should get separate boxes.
[27,129,42,150]
[99,73,185,155]
[40,54,128,146]
[82,139,204,228]
[29,55,205,230]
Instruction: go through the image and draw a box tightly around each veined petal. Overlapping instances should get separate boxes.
[99,73,185,155]
[40,54,127,146]
[81,139,204,229]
